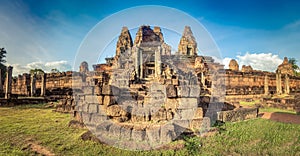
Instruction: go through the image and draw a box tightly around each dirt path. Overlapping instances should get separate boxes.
[260,112,300,124]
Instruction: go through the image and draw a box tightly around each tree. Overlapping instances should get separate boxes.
[51,68,59,73]
[29,68,44,75]
[289,58,300,76]
[0,48,7,83]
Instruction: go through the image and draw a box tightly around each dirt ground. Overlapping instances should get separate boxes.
[260,112,300,124]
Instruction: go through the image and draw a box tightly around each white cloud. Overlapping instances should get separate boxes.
[222,52,283,72]
[222,57,232,69]
[9,60,72,76]
[237,52,282,72]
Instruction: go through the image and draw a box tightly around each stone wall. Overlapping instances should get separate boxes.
[8,71,78,96]
[217,107,258,122]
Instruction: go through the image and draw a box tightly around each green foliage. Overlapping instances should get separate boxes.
[184,136,201,155]
[289,57,300,76]
[29,68,44,75]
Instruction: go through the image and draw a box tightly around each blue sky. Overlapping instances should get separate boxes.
[1,0,300,75]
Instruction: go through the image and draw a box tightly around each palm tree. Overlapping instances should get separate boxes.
[289,58,300,76]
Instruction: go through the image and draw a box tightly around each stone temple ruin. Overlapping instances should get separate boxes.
[1,25,300,150]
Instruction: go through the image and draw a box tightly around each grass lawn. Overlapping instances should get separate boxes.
[0,104,299,155]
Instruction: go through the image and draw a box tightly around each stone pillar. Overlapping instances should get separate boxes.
[201,72,205,87]
[5,66,13,99]
[155,46,162,78]
[140,50,143,79]
[284,74,290,94]
[264,75,269,95]
[134,47,140,79]
[40,73,46,96]
[276,71,282,94]
[30,73,36,97]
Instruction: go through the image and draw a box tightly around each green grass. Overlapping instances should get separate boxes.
[259,107,297,115]
[0,104,299,155]
[239,99,260,107]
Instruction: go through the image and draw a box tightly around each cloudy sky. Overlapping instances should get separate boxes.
[1,0,300,75]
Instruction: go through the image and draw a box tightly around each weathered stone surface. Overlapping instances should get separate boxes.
[90,114,107,123]
[176,108,196,120]
[79,61,89,73]
[277,57,294,76]
[217,108,258,122]
[190,119,203,130]
[103,96,117,106]
[96,96,103,105]
[229,59,239,71]
[166,85,177,98]
[108,124,122,139]
[106,105,128,117]
[131,129,146,142]
[165,98,179,111]
[134,25,163,45]
[116,27,133,57]
[241,65,253,72]
[146,126,161,144]
[194,107,203,119]
[83,86,94,95]
[177,98,198,109]
[189,85,200,97]
[160,124,176,143]
[178,26,197,56]
[177,86,190,97]
[88,104,98,113]
[85,95,98,104]
[102,85,120,95]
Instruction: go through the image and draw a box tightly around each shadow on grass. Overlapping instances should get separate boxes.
[12,103,51,110]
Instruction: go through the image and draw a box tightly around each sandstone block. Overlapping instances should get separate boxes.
[88,104,98,113]
[166,85,177,98]
[90,114,108,123]
[177,86,190,97]
[177,98,198,109]
[83,86,94,95]
[103,96,117,106]
[160,124,176,143]
[131,129,146,142]
[189,85,200,97]
[106,105,128,117]
[85,95,99,104]
[190,119,203,130]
